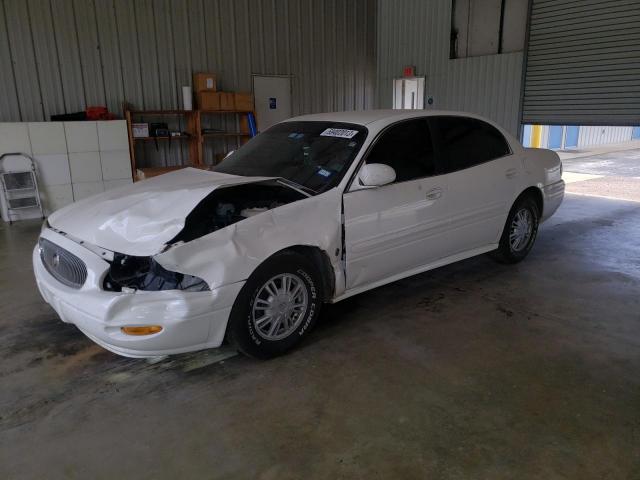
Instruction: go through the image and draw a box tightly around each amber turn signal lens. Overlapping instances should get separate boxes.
[121,325,163,336]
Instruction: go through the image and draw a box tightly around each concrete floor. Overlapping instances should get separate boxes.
[1,194,640,479]
[563,147,640,203]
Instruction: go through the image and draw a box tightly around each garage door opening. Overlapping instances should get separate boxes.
[521,124,640,203]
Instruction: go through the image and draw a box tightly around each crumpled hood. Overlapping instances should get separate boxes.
[48,168,273,256]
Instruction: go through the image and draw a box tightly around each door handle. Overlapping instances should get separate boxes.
[505,168,518,179]
[425,187,443,200]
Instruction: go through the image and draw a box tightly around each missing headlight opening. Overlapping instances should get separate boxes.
[103,254,209,292]
[169,181,307,244]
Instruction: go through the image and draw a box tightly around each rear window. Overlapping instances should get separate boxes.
[431,116,511,173]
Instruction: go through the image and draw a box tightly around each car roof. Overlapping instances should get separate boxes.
[286,109,492,127]
[285,109,519,147]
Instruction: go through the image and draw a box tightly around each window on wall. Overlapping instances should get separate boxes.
[450,0,528,59]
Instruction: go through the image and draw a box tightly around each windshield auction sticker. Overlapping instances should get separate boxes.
[320,128,359,139]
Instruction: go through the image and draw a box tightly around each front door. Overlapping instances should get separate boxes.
[343,119,450,290]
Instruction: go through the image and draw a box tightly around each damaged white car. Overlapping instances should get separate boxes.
[34,110,564,359]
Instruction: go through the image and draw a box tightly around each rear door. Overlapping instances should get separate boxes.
[429,116,518,254]
[343,119,450,290]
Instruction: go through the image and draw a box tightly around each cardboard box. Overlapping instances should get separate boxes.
[234,92,253,111]
[193,72,217,92]
[197,91,220,111]
[219,92,235,110]
[198,91,236,111]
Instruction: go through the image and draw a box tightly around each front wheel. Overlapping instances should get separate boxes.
[226,251,323,359]
[492,196,539,264]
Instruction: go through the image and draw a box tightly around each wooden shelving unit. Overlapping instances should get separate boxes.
[125,106,255,180]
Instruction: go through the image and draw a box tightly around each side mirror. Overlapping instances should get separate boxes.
[358,163,396,187]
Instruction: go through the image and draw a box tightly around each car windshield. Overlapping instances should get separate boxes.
[213,121,368,194]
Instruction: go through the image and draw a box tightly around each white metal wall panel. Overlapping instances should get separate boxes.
[4,0,44,121]
[0,1,21,121]
[51,0,86,114]
[94,0,125,116]
[27,0,66,120]
[376,0,523,136]
[0,0,376,123]
[74,0,107,107]
[523,0,640,125]
[577,126,633,148]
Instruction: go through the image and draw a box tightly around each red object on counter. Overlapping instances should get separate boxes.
[86,106,116,120]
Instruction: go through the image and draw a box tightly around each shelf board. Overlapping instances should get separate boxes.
[134,136,191,141]
[130,110,195,115]
[200,110,253,114]
[202,132,251,138]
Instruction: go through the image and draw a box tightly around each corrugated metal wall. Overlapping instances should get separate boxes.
[376,0,524,136]
[0,0,376,121]
[523,0,640,126]
[577,126,634,148]
[532,125,633,149]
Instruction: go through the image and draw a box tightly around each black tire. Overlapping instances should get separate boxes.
[226,251,323,359]
[491,195,540,264]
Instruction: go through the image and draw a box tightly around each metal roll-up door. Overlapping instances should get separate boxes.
[522,0,640,126]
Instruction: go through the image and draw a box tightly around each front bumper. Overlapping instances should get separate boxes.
[541,179,565,222]
[33,228,244,358]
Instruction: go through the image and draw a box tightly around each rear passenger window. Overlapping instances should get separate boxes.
[366,119,436,183]
[432,117,511,173]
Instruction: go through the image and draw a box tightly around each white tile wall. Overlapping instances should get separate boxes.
[41,184,74,214]
[0,123,32,155]
[33,154,71,186]
[65,122,99,153]
[28,122,67,155]
[72,182,105,201]
[100,150,131,180]
[0,121,132,222]
[104,178,133,191]
[97,121,129,151]
[69,152,102,183]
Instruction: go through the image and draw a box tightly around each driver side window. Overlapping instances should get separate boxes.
[366,119,436,183]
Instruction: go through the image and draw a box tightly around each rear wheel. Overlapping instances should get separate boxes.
[492,195,539,264]
[226,251,323,359]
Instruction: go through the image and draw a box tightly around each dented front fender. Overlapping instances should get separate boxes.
[154,189,345,296]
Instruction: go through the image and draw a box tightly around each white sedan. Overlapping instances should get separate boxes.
[33,110,564,359]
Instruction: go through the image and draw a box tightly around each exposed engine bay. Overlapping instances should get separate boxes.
[169,180,307,244]
[103,180,307,292]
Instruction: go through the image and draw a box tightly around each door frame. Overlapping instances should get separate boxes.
[251,74,294,133]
